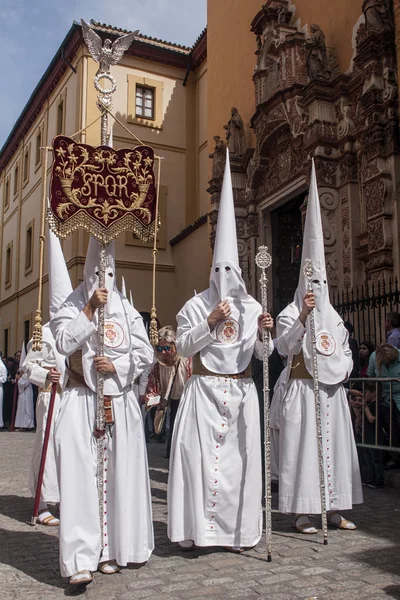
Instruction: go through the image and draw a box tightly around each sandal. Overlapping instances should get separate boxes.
[98,561,121,574]
[38,511,60,527]
[328,513,356,530]
[293,515,318,534]
[224,546,245,554]
[69,570,93,585]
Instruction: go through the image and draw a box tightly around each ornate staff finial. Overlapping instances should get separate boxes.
[81,20,139,114]
[303,257,314,281]
[255,245,272,271]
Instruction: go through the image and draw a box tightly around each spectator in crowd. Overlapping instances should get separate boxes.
[138,311,160,443]
[145,326,191,459]
[359,341,375,377]
[368,343,400,466]
[0,352,7,428]
[360,381,385,488]
[385,312,400,349]
[3,357,17,428]
[14,369,35,430]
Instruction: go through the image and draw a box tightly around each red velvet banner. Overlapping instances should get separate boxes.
[49,136,158,244]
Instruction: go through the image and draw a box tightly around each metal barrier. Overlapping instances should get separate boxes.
[348,377,400,453]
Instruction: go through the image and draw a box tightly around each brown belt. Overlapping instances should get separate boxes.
[66,366,114,428]
[290,350,312,380]
[192,354,251,379]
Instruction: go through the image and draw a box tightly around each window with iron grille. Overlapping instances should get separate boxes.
[57,100,64,135]
[24,320,30,349]
[35,130,42,165]
[135,86,155,119]
[4,329,9,358]
[25,225,33,271]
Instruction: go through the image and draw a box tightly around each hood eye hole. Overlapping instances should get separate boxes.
[312,279,319,284]
[225,266,231,272]
[324,280,327,284]
[215,267,220,273]
[108,272,113,277]
[95,271,99,276]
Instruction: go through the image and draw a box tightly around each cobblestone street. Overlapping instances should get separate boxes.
[1,431,400,600]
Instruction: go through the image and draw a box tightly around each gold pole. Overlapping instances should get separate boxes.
[32,146,52,352]
[149,156,163,346]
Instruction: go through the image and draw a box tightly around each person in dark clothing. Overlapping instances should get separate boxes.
[360,382,385,488]
[3,357,17,428]
[344,321,360,379]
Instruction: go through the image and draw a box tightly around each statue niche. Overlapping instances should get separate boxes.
[306,24,331,81]
[363,0,395,35]
[223,107,246,157]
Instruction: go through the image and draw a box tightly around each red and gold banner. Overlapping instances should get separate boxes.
[48,136,158,244]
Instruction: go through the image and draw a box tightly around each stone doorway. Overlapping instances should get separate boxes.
[270,193,306,316]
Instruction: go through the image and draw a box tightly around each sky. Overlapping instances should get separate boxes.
[0,0,207,148]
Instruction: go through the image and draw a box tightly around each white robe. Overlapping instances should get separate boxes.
[24,327,64,504]
[270,366,288,482]
[0,360,7,428]
[15,376,34,429]
[276,313,363,514]
[168,314,273,548]
[51,289,154,577]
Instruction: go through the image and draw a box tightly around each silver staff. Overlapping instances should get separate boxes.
[255,245,273,562]
[81,19,138,553]
[303,258,328,545]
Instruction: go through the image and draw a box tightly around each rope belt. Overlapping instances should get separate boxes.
[192,353,251,379]
[290,350,312,380]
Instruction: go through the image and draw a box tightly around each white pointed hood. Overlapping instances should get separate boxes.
[210,150,247,303]
[121,276,127,298]
[48,229,73,319]
[282,160,348,385]
[129,290,133,306]
[177,150,261,374]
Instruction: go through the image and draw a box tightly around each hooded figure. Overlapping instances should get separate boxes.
[50,236,154,584]
[14,342,35,429]
[24,229,73,524]
[276,161,362,533]
[168,150,274,551]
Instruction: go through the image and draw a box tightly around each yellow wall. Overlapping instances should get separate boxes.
[0,27,210,354]
[207,0,364,159]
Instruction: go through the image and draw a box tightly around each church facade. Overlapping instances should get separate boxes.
[207,0,399,316]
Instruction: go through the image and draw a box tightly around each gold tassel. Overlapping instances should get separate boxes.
[33,148,51,351]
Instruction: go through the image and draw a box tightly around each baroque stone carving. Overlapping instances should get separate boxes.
[224,107,246,156]
[305,24,331,81]
[210,135,226,180]
[363,0,395,35]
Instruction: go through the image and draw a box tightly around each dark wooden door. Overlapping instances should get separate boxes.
[271,194,305,316]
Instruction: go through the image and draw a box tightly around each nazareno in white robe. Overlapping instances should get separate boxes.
[168,288,273,548]
[15,375,34,429]
[24,325,65,504]
[0,359,7,428]
[51,286,154,577]
[276,305,363,515]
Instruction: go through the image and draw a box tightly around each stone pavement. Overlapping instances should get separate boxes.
[1,431,400,600]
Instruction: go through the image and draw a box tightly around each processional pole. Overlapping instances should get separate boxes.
[45,21,160,549]
[303,258,328,545]
[255,246,273,562]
